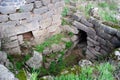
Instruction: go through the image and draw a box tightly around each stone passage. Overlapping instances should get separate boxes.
[0,0,65,54]
[72,12,120,59]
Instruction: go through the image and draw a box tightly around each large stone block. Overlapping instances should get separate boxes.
[3,40,19,48]
[73,21,88,32]
[80,17,93,27]
[0,15,8,22]
[9,12,31,20]
[40,17,52,29]
[34,1,42,8]
[0,6,16,14]
[20,3,34,12]
[101,24,117,35]
[33,6,49,14]
[2,20,39,37]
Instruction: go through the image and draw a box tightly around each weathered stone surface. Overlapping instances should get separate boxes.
[9,12,31,20]
[20,3,33,12]
[72,13,82,21]
[41,0,51,6]
[101,24,117,35]
[3,40,19,48]
[78,59,92,67]
[71,35,78,42]
[26,0,35,3]
[0,6,16,14]
[117,31,120,39]
[87,27,96,39]
[33,6,48,14]
[80,17,93,27]
[0,51,7,64]
[40,17,52,29]
[87,37,99,45]
[26,51,43,69]
[96,36,106,45]
[43,47,52,55]
[111,37,120,48]
[34,1,42,8]
[0,64,18,80]
[73,21,88,32]
[3,20,39,37]
[52,0,59,3]
[62,25,79,34]
[0,15,8,22]
[55,1,65,8]
[97,30,112,40]
[51,44,63,52]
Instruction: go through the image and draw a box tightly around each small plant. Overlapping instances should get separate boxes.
[30,71,39,80]
[61,18,70,26]
[61,7,69,17]
[65,41,73,49]
[68,32,74,37]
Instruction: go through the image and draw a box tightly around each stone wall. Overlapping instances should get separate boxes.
[72,12,120,59]
[0,0,65,54]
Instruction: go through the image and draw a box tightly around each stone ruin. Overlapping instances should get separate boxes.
[0,0,120,60]
[0,0,64,54]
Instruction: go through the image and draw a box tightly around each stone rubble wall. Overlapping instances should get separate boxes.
[72,12,120,59]
[0,0,65,54]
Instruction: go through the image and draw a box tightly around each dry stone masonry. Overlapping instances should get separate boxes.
[72,12,120,59]
[0,0,65,54]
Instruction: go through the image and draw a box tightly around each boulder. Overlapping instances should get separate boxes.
[78,59,92,67]
[26,51,43,69]
[0,64,18,80]
[0,51,12,67]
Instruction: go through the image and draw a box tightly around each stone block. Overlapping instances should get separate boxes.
[34,1,42,8]
[80,17,93,27]
[87,27,96,40]
[87,37,99,45]
[41,11,54,19]
[86,49,96,59]
[96,36,106,45]
[17,35,24,44]
[9,46,21,54]
[16,20,39,35]
[26,0,35,3]
[10,36,17,41]
[40,17,52,29]
[20,3,34,12]
[117,31,120,39]
[111,37,120,48]
[97,30,112,40]
[3,40,19,48]
[101,24,117,35]
[33,6,48,14]
[9,12,31,20]
[0,6,16,14]
[52,14,61,25]
[73,21,88,33]
[0,15,8,22]
[51,0,59,3]
[47,3,55,10]
[41,0,51,6]
[55,1,65,8]
[3,20,39,37]
[72,13,82,21]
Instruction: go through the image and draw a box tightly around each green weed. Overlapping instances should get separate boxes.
[61,7,69,17]
[35,34,64,52]
[65,41,73,49]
